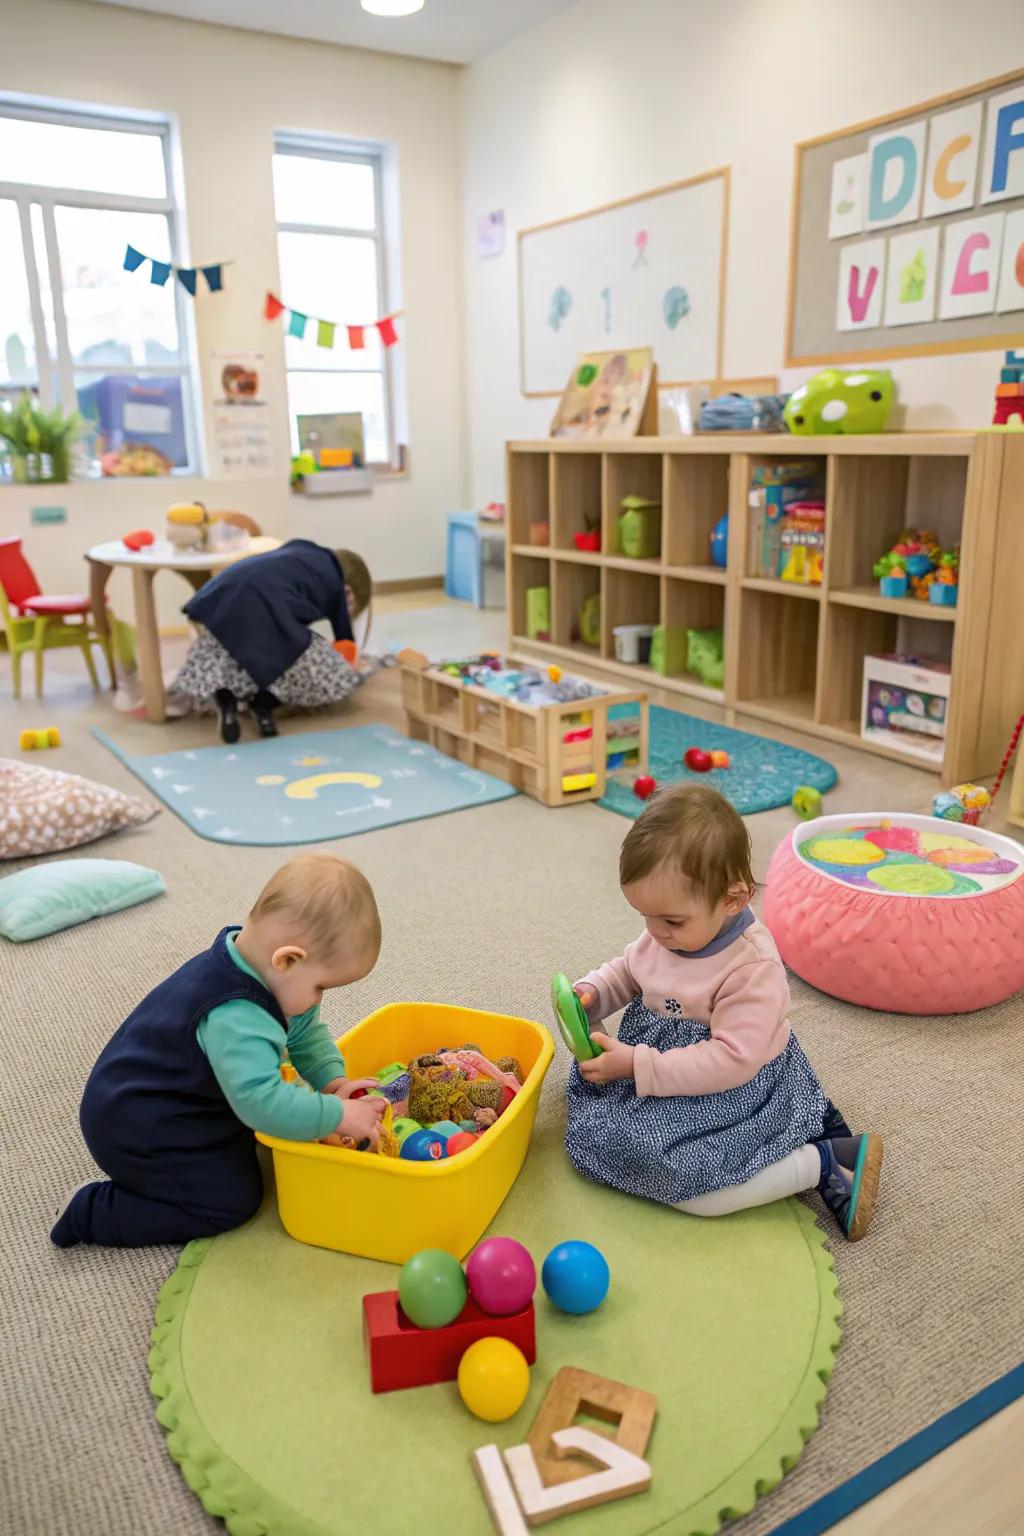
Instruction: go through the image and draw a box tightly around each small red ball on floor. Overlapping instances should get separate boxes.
[633,774,657,799]
[684,748,713,772]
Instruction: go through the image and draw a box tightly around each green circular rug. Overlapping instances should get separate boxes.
[149,1128,841,1536]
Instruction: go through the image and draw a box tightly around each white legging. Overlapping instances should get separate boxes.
[676,1143,821,1217]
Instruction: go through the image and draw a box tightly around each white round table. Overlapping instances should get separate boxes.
[86,536,281,723]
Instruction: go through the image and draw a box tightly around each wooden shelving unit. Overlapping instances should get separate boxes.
[507,432,1024,784]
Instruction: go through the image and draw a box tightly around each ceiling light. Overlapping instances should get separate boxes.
[361,0,425,15]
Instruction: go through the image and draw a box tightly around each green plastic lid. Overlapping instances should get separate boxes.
[550,973,602,1061]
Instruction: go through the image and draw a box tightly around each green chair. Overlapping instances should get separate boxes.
[0,536,115,700]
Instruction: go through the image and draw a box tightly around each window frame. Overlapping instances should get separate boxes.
[273,133,396,469]
[0,99,199,475]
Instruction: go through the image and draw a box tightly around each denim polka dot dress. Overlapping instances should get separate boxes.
[565,998,828,1207]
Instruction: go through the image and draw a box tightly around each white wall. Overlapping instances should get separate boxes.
[2,0,465,624]
[460,0,1024,502]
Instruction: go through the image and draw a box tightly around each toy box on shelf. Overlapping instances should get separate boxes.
[399,652,649,808]
[861,653,950,765]
[747,461,826,580]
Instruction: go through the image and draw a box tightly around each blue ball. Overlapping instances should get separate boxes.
[399,1130,448,1162]
[541,1241,610,1315]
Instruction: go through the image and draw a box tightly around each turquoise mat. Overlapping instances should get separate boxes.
[94,726,517,845]
[600,705,837,819]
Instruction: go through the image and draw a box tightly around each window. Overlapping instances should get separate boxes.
[273,136,394,467]
[0,102,196,478]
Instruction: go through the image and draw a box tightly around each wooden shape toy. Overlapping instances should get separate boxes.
[362,1290,536,1394]
[526,1367,657,1487]
[473,1445,532,1536]
[504,1428,651,1525]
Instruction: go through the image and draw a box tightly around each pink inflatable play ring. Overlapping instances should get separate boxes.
[764,813,1024,1014]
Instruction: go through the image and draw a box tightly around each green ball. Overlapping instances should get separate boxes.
[398,1249,467,1329]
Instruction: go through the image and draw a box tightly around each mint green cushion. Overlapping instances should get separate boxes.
[0,858,166,942]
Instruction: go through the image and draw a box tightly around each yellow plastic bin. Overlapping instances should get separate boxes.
[256,1002,554,1264]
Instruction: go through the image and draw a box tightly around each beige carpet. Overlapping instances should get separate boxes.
[3,656,1024,1536]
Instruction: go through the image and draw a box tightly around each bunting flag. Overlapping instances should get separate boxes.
[264,291,402,350]
[122,244,227,294]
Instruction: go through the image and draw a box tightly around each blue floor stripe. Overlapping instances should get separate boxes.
[771,1360,1024,1534]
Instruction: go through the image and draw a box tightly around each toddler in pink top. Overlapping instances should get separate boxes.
[565,784,883,1240]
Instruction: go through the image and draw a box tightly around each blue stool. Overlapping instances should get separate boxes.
[445,511,505,608]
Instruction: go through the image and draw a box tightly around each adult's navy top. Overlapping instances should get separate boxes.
[183,539,353,689]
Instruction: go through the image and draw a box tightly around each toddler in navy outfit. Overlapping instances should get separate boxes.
[52,853,384,1249]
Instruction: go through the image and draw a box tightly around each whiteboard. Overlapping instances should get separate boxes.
[518,170,729,396]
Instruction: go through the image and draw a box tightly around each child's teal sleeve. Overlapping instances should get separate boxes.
[286,1005,348,1091]
[197,1002,343,1141]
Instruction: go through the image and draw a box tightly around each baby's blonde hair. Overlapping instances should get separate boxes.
[619,783,754,906]
[249,852,381,959]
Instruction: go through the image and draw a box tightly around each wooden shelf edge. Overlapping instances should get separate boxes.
[741,577,822,601]
[508,433,976,457]
[829,586,958,622]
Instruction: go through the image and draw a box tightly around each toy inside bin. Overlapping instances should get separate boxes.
[256,1002,553,1264]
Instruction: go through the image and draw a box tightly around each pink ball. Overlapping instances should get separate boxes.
[466,1237,536,1317]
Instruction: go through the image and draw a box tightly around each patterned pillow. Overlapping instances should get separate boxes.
[0,758,158,860]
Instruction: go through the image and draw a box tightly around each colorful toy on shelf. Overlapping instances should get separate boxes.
[991,349,1024,427]
[709,514,729,568]
[122,529,155,552]
[873,530,956,603]
[550,973,601,1062]
[466,1238,537,1318]
[578,592,601,648]
[649,625,687,677]
[398,1248,468,1329]
[709,750,731,769]
[684,747,712,772]
[165,501,209,551]
[685,628,724,688]
[526,586,551,642]
[792,785,823,820]
[542,1241,610,1315]
[362,1289,537,1395]
[932,783,992,825]
[929,551,959,607]
[617,495,661,559]
[632,774,656,799]
[19,727,61,750]
[784,367,893,435]
[458,1337,531,1423]
[748,462,824,579]
[778,501,825,585]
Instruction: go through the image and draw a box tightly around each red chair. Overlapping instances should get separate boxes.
[0,536,115,699]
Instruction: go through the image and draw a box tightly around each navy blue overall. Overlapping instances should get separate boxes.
[53,928,287,1247]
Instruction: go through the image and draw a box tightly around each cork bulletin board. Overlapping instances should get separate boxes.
[787,69,1024,366]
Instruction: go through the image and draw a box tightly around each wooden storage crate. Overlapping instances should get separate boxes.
[400,659,648,807]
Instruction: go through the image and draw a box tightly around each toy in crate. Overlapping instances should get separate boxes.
[873,529,958,606]
[399,651,648,806]
[256,1002,553,1263]
[861,653,950,765]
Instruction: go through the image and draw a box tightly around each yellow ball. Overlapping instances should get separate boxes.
[457,1337,530,1422]
[547,664,562,683]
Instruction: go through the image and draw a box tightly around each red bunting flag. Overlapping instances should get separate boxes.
[264,292,285,320]
[347,325,365,351]
[377,315,399,347]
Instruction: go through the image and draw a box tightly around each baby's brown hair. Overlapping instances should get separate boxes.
[619,783,755,906]
[335,549,372,618]
[249,852,381,959]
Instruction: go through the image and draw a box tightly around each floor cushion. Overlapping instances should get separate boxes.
[0,758,158,860]
[764,812,1024,1014]
[0,857,166,941]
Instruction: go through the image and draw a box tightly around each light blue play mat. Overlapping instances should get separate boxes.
[94,725,516,845]
[599,705,837,819]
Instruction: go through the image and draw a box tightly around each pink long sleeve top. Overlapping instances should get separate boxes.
[575,910,791,1097]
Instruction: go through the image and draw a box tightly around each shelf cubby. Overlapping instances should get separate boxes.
[507,449,550,547]
[603,451,663,562]
[551,452,603,552]
[604,566,660,660]
[734,585,820,725]
[507,434,1023,782]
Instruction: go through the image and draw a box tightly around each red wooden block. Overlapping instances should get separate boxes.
[362,1290,536,1394]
